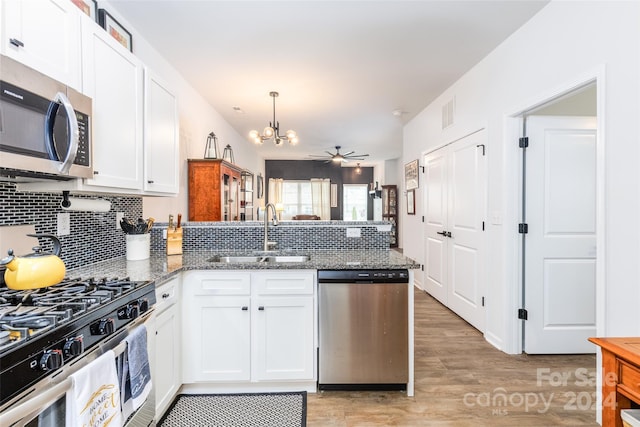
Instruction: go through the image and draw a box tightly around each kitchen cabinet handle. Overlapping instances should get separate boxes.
[9,38,24,48]
[147,180,154,184]
[446,231,452,238]
[93,170,99,175]
[162,293,170,299]
[241,306,248,311]
[436,231,447,236]
[258,306,265,311]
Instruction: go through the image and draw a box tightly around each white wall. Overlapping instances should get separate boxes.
[100,1,264,222]
[403,0,640,352]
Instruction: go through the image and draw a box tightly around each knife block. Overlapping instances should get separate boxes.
[166,228,183,256]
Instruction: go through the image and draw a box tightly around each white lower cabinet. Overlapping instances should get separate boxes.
[182,270,316,386]
[154,277,181,418]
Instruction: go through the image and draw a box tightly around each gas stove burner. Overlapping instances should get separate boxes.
[0,275,156,408]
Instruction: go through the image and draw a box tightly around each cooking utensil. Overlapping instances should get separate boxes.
[176,214,182,229]
[0,234,66,290]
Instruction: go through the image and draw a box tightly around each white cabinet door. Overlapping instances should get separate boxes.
[144,69,179,194]
[181,272,252,383]
[81,18,144,190]
[155,303,180,416]
[183,295,251,382]
[252,296,314,381]
[1,0,81,90]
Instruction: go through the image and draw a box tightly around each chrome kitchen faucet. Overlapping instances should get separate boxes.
[263,203,279,251]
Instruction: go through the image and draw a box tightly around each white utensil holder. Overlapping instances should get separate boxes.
[126,233,150,261]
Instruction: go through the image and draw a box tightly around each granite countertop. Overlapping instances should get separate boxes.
[67,249,420,284]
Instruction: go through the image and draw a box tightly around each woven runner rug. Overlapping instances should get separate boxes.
[158,392,307,427]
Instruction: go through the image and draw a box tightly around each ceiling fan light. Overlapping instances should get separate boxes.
[263,126,275,138]
[332,156,343,163]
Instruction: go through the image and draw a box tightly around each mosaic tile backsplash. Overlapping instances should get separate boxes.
[149,221,390,252]
[1,182,391,270]
[0,182,141,269]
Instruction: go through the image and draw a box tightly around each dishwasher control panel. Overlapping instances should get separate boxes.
[318,269,409,283]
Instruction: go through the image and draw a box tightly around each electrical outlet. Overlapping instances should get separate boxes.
[162,229,167,240]
[116,212,124,230]
[57,213,70,236]
[346,227,361,238]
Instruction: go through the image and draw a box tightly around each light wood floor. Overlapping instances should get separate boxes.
[307,287,598,426]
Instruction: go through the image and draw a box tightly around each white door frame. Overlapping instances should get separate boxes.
[504,66,606,355]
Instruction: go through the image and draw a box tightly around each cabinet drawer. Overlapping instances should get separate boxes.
[184,271,251,295]
[155,277,179,311]
[252,271,315,295]
[618,359,640,401]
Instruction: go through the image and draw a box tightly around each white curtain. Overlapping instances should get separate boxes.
[310,178,331,220]
[268,178,284,205]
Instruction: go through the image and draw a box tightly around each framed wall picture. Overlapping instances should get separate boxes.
[71,0,97,20]
[98,9,133,52]
[407,190,415,215]
[405,159,419,190]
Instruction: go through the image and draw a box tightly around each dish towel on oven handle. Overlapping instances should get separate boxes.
[123,324,152,412]
[65,350,122,427]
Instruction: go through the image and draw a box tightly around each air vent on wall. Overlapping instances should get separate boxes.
[442,96,456,129]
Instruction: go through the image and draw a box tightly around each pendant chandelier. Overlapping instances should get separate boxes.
[249,91,299,146]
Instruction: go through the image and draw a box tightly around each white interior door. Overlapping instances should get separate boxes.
[423,150,448,304]
[524,116,597,354]
[423,130,487,331]
[447,133,487,331]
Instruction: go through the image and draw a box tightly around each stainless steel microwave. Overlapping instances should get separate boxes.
[0,55,92,179]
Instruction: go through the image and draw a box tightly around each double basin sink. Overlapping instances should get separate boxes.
[208,254,310,264]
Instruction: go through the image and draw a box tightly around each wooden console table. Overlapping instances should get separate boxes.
[589,337,640,427]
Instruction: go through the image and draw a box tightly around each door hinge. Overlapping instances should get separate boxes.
[482,296,485,307]
[518,223,528,234]
[518,308,528,320]
[519,137,529,148]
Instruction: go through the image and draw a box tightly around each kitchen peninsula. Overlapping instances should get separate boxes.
[67,220,419,418]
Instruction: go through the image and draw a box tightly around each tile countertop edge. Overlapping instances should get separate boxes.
[66,250,420,284]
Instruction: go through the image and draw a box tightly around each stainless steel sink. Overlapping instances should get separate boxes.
[208,255,310,263]
[267,255,310,263]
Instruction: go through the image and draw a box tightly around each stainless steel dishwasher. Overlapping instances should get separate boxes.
[318,269,409,390]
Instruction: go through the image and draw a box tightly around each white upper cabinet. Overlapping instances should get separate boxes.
[81,17,144,191]
[1,0,81,90]
[144,70,179,194]
[11,3,179,196]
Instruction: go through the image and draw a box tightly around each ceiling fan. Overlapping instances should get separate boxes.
[309,146,369,163]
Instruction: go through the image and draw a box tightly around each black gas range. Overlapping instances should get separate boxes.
[0,276,156,408]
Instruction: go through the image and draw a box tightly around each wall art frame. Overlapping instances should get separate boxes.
[405,159,419,190]
[407,189,416,215]
[98,8,133,52]
[71,0,97,20]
